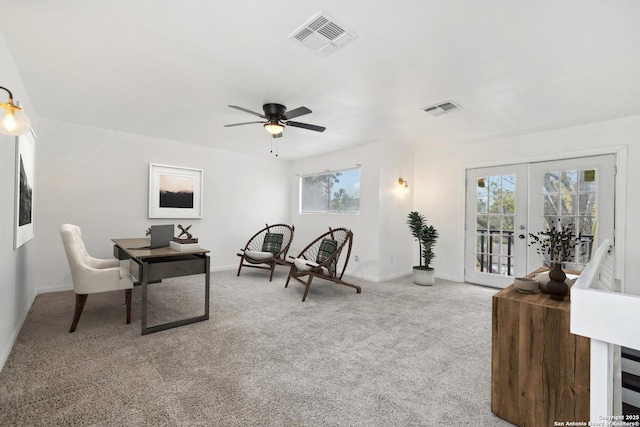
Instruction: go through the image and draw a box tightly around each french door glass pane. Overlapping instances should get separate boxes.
[540,168,598,269]
[475,174,516,276]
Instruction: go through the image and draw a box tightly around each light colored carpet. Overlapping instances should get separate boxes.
[0,268,513,426]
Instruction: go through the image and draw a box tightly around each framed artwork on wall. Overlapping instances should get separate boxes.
[14,129,36,249]
[148,163,203,219]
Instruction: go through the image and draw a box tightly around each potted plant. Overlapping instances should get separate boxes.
[528,219,583,301]
[407,211,439,286]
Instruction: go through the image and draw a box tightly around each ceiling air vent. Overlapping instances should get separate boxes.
[289,11,357,56]
[423,101,461,116]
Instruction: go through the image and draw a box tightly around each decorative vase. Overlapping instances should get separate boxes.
[546,262,569,301]
[412,267,435,286]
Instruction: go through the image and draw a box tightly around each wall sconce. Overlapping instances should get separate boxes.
[398,178,409,192]
[0,86,32,136]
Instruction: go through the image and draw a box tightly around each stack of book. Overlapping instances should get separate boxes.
[169,237,200,252]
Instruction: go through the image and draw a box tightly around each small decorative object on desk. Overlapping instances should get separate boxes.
[528,219,584,301]
[173,224,198,244]
[170,224,200,251]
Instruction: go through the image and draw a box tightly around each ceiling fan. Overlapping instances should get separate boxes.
[224,103,326,138]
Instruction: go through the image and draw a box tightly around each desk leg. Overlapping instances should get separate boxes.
[205,255,210,320]
[141,260,149,333]
[141,254,210,335]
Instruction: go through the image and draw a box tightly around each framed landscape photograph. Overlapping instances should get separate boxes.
[14,129,36,249]
[149,164,203,219]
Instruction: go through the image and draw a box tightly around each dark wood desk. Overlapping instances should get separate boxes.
[491,284,590,426]
[112,238,210,335]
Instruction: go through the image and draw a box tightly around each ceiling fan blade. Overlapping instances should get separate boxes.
[283,106,312,120]
[272,132,283,139]
[223,121,264,127]
[285,121,326,133]
[228,105,266,119]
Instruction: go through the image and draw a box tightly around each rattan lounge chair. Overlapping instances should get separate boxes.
[285,227,361,301]
[237,223,295,281]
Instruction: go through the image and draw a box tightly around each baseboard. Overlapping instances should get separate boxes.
[210,264,238,273]
[365,270,461,283]
[0,327,21,373]
[0,289,37,373]
[375,271,412,282]
[343,270,376,282]
[37,284,73,294]
[436,272,463,282]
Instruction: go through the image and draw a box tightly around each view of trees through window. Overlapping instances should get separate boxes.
[475,168,597,275]
[300,168,360,213]
[475,175,516,276]
[542,169,597,266]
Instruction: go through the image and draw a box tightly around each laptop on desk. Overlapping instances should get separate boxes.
[129,224,174,249]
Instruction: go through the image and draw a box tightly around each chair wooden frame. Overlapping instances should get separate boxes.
[285,227,361,301]
[237,223,295,281]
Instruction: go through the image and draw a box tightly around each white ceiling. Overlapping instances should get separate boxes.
[2,1,640,159]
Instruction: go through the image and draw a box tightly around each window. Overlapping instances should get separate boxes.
[300,168,360,213]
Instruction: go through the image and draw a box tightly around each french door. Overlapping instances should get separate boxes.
[465,164,529,287]
[464,155,615,288]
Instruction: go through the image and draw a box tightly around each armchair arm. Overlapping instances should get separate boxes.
[293,257,331,275]
[84,255,119,269]
[72,265,132,294]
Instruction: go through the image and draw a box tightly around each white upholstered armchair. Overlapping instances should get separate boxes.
[59,224,134,333]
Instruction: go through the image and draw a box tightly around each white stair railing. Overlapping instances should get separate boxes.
[571,240,640,421]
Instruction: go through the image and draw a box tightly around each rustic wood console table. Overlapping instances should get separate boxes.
[491,283,590,426]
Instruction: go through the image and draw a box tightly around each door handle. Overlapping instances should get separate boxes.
[518,234,526,239]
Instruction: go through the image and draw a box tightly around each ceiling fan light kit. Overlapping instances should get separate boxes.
[264,119,284,135]
[225,103,325,138]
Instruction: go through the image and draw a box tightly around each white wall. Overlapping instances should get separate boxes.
[0,30,38,369]
[414,115,640,293]
[377,145,415,280]
[35,119,291,292]
[288,142,414,282]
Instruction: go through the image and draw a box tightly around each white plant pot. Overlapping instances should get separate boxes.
[412,267,435,286]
